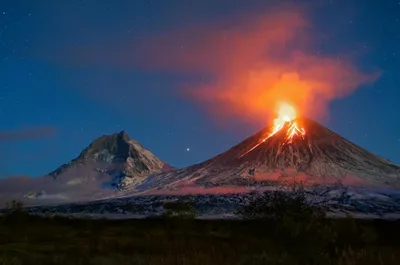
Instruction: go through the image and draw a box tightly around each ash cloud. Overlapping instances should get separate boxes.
[130,4,380,125]
[59,3,380,126]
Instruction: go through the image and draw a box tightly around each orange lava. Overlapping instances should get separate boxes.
[239,102,305,158]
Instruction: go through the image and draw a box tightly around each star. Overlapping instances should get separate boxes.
[186,148,190,152]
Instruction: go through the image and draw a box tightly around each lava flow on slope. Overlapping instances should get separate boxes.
[239,102,306,158]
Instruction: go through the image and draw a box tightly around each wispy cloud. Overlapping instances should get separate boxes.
[0,127,57,142]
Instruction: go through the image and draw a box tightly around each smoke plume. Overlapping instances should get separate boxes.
[135,5,379,125]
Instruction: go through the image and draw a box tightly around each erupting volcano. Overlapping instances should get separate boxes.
[137,105,400,192]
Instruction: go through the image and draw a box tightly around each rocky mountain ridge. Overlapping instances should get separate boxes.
[47,130,169,190]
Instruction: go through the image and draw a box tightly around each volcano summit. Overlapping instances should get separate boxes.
[137,117,400,193]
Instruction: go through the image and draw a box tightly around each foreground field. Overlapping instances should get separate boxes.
[1,211,400,265]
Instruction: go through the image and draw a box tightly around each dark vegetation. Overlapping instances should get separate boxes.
[162,200,197,219]
[1,188,400,265]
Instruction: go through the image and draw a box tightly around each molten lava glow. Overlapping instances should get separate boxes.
[270,103,297,136]
[239,102,306,158]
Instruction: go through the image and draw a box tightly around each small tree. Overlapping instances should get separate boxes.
[10,200,24,212]
[237,182,336,264]
[3,200,27,226]
[4,200,24,215]
[237,181,326,220]
[162,201,196,219]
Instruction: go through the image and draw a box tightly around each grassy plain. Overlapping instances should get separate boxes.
[0,210,400,265]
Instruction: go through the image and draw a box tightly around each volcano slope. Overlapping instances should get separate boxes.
[137,117,400,193]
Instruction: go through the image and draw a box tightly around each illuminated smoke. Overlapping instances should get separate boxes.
[134,4,380,126]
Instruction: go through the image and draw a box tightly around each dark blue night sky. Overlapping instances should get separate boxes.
[1,0,400,177]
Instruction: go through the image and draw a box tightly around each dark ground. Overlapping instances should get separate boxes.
[1,211,400,265]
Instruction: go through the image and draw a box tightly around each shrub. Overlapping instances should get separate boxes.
[237,182,326,221]
[10,200,24,212]
[236,183,337,264]
[2,200,28,227]
[162,201,197,219]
